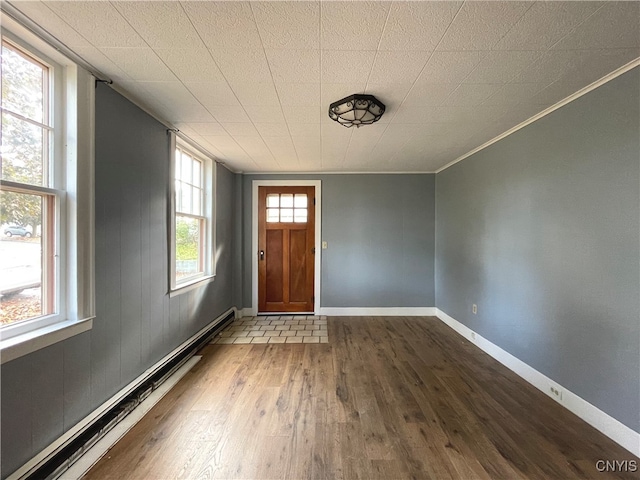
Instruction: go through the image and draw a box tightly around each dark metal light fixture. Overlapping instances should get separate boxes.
[328,94,385,128]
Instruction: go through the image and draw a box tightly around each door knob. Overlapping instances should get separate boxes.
[259,250,265,260]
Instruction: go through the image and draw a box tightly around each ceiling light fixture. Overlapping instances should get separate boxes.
[328,94,385,128]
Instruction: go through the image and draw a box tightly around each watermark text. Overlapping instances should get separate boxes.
[595,460,637,473]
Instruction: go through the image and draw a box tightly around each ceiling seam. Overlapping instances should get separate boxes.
[10,1,635,176]
[1,0,212,162]
[473,1,610,148]
[173,1,262,170]
[337,1,394,170]
[363,0,467,165]
[458,0,539,104]
[174,1,265,171]
[3,1,122,84]
[319,0,324,171]
[247,1,307,172]
[103,1,245,167]
[383,0,536,169]
[243,170,437,176]
[463,2,619,162]
[435,56,640,174]
[547,2,606,52]
[489,1,537,51]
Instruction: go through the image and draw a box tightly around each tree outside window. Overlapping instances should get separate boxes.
[0,40,55,325]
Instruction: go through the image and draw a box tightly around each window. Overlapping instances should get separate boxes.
[0,20,94,360]
[266,193,308,223]
[1,40,58,328]
[171,140,215,291]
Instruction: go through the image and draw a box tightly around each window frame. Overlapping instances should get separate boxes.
[0,183,61,333]
[0,19,95,363]
[169,134,216,295]
[1,36,66,333]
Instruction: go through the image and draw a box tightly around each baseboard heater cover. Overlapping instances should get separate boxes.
[19,309,235,480]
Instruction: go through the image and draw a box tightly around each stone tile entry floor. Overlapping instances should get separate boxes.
[211,315,329,344]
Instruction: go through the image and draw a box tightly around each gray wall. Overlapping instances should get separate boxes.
[242,174,435,309]
[0,84,238,478]
[435,68,640,432]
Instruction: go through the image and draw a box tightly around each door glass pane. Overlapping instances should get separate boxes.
[294,209,307,223]
[294,194,307,208]
[280,208,293,222]
[266,194,279,208]
[1,43,46,124]
[0,191,45,325]
[266,208,279,223]
[1,113,47,186]
[175,215,202,281]
[280,194,293,208]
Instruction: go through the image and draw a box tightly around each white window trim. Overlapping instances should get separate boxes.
[0,15,95,363]
[1,37,66,329]
[169,133,216,296]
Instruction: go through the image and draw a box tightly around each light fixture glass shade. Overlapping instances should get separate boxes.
[328,94,385,128]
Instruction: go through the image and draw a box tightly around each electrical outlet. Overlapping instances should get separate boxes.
[549,385,562,400]
[322,241,328,249]
[472,304,477,314]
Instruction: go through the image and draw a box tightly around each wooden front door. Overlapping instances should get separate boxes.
[258,186,315,313]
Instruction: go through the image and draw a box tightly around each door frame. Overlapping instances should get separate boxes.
[252,180,321,315]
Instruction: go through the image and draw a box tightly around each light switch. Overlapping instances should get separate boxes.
[322,241,328,249]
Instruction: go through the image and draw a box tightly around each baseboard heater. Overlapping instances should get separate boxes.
[23,310,235,480]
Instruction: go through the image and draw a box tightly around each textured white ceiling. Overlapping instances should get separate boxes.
[7,1,640,173]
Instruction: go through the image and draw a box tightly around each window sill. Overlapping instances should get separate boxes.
[0,317,94,365]
[170,274,216,298]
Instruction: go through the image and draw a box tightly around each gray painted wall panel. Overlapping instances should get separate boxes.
[241,174,435,309]
[63,332,92,430]
[0,84,238,478]
[139,220,152,369]
[435,68,640,432]
[232,174,244,308]
[30,344,64,451]
[169,293,181,342]
[1,354,32,476]
[180,293,190,342]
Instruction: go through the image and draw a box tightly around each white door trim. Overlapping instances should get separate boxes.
[251,180,322,315]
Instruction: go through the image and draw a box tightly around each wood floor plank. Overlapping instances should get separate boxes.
[312,421,343,480]
[84,316,639,480]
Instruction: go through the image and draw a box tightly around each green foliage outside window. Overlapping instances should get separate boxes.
[175,217,199,261]
[1,42,47,234]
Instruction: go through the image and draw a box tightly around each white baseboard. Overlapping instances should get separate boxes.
[319,307,437,316]
[435,308,640,458]
[241,306,436,318]
[8,307,237,480]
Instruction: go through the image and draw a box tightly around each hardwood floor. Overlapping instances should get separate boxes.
[84,317,639,480]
